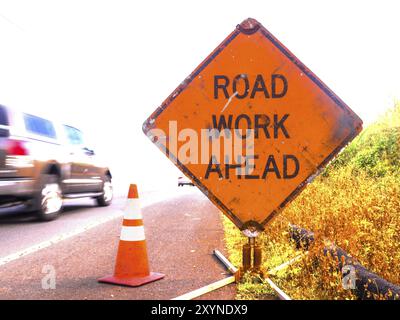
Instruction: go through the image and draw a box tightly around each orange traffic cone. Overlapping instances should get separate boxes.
[98,184,165,287]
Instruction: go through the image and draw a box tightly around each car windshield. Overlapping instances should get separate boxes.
[63,125,84,145]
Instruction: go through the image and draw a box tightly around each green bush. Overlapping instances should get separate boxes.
[326,104,400,178]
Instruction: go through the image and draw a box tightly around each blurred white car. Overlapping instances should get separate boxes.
[0,104,113,221]
[178,176,194,187]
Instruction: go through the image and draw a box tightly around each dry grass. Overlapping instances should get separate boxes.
[223,103,400,300]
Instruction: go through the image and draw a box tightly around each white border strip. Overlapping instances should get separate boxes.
[172,276,236,300]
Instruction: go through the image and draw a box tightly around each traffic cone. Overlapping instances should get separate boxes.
[98,184,165,287]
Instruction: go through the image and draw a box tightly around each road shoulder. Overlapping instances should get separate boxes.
[0,193,236,300]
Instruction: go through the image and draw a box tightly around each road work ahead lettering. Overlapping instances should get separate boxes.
[205,73,299,181]
[143,18,363,230]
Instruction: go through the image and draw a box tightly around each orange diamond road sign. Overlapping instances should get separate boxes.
[143,18,362,232]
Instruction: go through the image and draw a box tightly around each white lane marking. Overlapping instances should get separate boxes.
[123,199,142,220]
[0,188,200,268]
[120,226,145,241]
[0,211,123,267]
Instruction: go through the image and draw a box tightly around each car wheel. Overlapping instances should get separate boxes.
[35,174,63,221]
[96,176,113,206]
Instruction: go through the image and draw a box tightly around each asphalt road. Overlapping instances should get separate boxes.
[0,187,236,300]
[0,187,195,258]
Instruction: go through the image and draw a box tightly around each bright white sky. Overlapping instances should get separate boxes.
[0,0,399,194]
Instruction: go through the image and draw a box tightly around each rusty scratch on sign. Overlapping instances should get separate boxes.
[221,91,238,113]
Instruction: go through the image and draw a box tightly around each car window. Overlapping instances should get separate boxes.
[0,106,9,126]
[0,106,9,137]
[24,113,56,139]
[63,125,84,145]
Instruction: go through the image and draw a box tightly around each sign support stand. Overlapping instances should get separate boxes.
[171,248,292,300]
[239,235,264,279]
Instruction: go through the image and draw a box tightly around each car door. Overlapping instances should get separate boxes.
[63,125,102,193]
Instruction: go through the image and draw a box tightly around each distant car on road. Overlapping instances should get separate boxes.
[0,104,113,221]
[178,176,194,187]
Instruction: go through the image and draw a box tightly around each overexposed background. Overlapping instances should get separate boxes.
[0,0,399,194]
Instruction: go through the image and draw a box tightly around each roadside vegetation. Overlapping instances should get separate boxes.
[223,102,400,300]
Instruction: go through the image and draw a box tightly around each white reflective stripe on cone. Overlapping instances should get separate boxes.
[120,226,146,241]
[123,199,142,220]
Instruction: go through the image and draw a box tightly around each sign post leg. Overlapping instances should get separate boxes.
[253,240,263,276]
[239,235,264,279]
[242,240,251,273]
